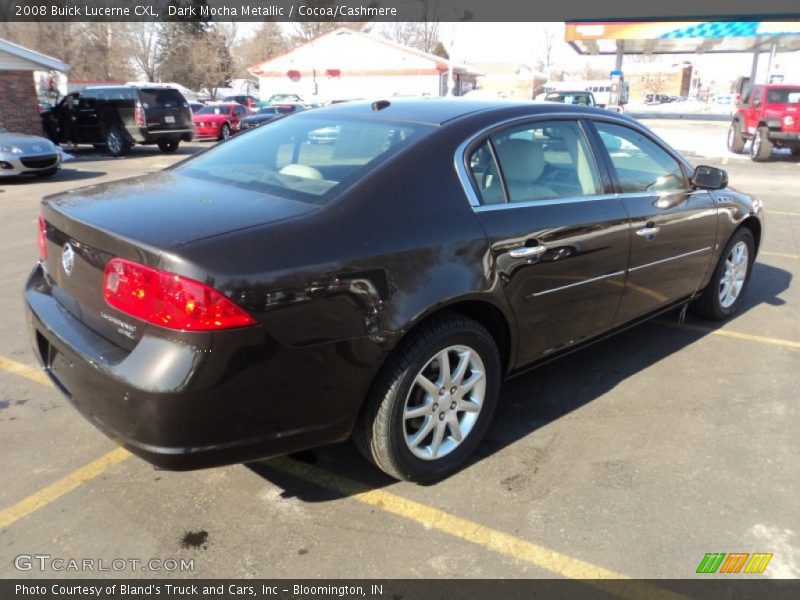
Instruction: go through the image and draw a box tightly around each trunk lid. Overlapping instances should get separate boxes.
[41,171,317,348]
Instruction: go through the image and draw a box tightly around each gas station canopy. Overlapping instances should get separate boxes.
[566,22,800,55]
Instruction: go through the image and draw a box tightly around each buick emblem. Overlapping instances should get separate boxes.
[61,243,75,276]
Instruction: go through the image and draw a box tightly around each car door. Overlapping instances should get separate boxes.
[76,91,102,143]
[464,117,630,366]
[741,86,761,136]
[588,119,718,325]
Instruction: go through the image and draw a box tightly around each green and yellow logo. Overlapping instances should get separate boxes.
[696,552,773,574]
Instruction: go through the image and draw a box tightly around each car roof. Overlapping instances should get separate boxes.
[308,97,620,126]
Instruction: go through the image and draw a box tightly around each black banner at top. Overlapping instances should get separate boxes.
[1,0,800,22]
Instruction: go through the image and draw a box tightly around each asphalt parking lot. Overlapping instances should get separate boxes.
[1,122,798,581]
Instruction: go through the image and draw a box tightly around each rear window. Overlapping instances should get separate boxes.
[197,105,233,115]
[176,115,430,205]
[139,88,185,108]
[766,88,800,104]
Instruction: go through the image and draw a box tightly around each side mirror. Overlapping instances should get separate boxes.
[692,165,728,190]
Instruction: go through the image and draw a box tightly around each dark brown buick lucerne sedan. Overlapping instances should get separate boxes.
[26,99,763,482]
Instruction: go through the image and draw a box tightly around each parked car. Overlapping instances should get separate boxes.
[238,103,307,132]
[727,84,800,161]
[257,93,304,107]
[41,86,194,156]
[189,102,206,113]
[192,103,248,140]
[26,99,763,482]
[0,125,62,178]
[544,90,596,107]
[307,124,340,144]
[223,95,259,110]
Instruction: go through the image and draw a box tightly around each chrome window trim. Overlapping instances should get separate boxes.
[453,110,693,210]
[526,270,626,299]
[629,247,712,272]
[474,193,617,211]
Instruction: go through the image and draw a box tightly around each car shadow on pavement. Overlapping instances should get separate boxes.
[60,144,204,162]
[1,169,107,185]
[247,261,791,501]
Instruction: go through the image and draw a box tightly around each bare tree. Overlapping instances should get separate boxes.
[235,22,289,75]
[125,23,160,81]
[189,28,235,99]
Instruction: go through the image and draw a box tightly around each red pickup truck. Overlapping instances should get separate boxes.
[727,84,800,161]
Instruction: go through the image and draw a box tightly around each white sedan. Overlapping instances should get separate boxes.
[0,126,62,179]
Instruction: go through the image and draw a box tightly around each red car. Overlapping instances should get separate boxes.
[728,84,800,161]
[192,103,248,140]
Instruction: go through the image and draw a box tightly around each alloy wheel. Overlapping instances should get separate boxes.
[107,132,122,155]
[402,345,485,460]
[752,132,761,156]
[719,241,749,308]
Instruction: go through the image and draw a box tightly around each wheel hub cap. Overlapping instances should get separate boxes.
[402,345,486,460]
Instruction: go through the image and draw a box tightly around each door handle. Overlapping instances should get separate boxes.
[636,224,660,238]
[508,244,547,259]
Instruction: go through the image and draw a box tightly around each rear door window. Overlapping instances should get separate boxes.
[479,120,602,203]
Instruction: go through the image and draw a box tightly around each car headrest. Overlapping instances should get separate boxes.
[495,138,545,183]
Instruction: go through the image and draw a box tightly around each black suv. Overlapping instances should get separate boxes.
[42,86,195,156]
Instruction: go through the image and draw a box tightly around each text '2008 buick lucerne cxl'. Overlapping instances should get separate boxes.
[26,99,764,482]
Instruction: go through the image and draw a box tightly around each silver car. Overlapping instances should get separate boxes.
[0,126,62,178]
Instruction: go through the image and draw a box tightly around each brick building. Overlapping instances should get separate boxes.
[624,62,693,103]
[0,38,69,135]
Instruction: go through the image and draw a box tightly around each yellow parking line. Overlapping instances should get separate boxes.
[721,156,729,165]
[0,447,131,531]
[0,356,51,386]
[660,322,800,350]
[761,251,800,259]
[768,210,800,217]
[268,458,681,598]
[0,355,134,530]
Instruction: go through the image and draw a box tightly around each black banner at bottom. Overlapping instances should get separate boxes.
[4,579,800,600]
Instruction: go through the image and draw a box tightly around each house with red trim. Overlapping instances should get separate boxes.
[249,28,480,101]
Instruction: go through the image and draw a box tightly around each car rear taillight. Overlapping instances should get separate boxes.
[38,215,47,260]
[134,103,145,127]
[102,258,257,331]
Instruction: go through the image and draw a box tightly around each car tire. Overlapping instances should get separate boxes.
[105,128,129,157]
[157,139,180,153]
[219,123,231,141]
[353,313,501,482]
[750,126,773,162]
[727,120,745,154]
[34,167,58,178]
[690,228,755,321]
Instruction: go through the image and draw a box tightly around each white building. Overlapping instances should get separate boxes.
[249,28,479,102]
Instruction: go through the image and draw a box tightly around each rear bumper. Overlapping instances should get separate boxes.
[130,128,195,144]
[25,263,392,470]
